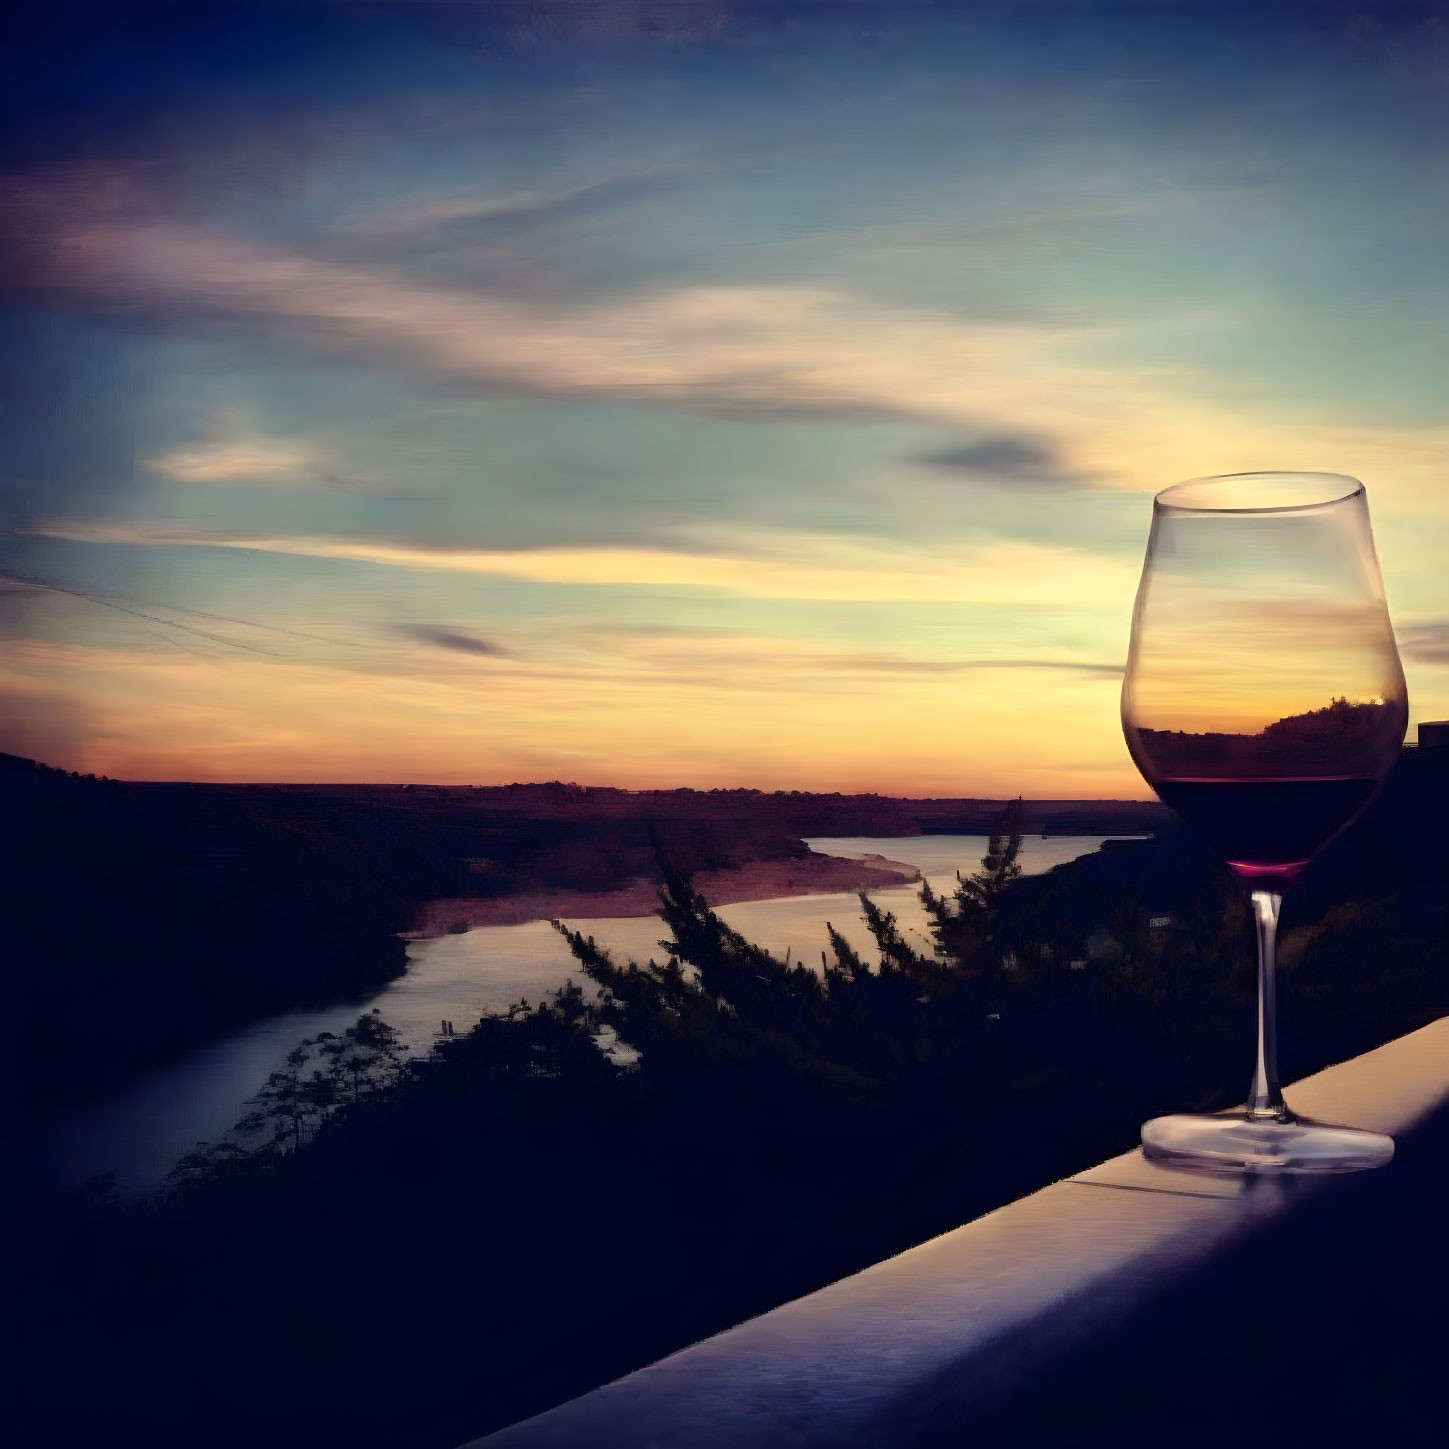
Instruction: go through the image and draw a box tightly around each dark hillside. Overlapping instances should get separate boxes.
[2,755,1168,1116]
[10,763,1445,1449]
[3,758,437,1115]
[0,761,801,1113]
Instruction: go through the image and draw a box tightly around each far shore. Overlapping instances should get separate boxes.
[406,851,922,939]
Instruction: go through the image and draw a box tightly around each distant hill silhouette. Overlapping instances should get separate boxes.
[1132,696,1406,777]
[0,754,1168,1117]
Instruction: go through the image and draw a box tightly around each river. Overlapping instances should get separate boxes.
[40,835,1114,1195]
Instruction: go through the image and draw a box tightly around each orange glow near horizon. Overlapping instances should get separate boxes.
[1,638,1150,797]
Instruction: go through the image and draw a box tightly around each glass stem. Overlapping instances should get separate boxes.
[1246,890,1287,1120]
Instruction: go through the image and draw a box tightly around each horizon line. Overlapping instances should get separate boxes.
[0,751,1165,805]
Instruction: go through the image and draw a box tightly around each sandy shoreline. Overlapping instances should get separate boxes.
[406,851,922,938]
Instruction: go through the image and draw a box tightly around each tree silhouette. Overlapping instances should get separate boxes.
[18,765,1449,1449]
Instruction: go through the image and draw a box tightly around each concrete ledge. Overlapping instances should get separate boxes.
[464,1018,1449,1449]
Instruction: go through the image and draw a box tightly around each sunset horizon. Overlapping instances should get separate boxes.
[5,747,1162,800]
[4,2,1447,799]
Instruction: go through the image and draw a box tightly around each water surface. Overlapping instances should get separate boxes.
[43,835,1113,1193]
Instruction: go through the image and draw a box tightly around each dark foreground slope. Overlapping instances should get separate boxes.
[0,761,797,1114]
[9,753,1444,1449]
[3,758,432,1115]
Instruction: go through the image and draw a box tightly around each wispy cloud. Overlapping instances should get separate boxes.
[24,206,1070,429]
[333,163,691,246]
[397,623,510,657]
[0,567,363,656]
[829,655,1124,677]
[0,568,279,655]
[588,626,1124,680]
[13,175,1447,508]
[918,435,1077,484]
[447,0,736,49]
[29,520,1142,607]
[1400,621,1449,666]
[144,433,323,486]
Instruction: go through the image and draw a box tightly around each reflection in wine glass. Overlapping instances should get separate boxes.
[1122,472,1407,1173]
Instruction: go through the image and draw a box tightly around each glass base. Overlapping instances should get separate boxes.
[1141,1109,1394,1175]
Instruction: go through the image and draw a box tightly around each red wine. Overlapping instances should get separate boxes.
[1152,776,1379,874]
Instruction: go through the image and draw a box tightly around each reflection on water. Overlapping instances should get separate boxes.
[41,835,1115,1194]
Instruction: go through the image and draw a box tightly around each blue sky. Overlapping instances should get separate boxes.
[2,2,1446,790]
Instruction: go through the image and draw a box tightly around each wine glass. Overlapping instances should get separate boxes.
[1122,472,1407,1173]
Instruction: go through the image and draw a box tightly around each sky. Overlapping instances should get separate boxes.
[2,1,1447,795]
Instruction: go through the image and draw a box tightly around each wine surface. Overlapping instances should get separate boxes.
[1152,775,1378,871]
